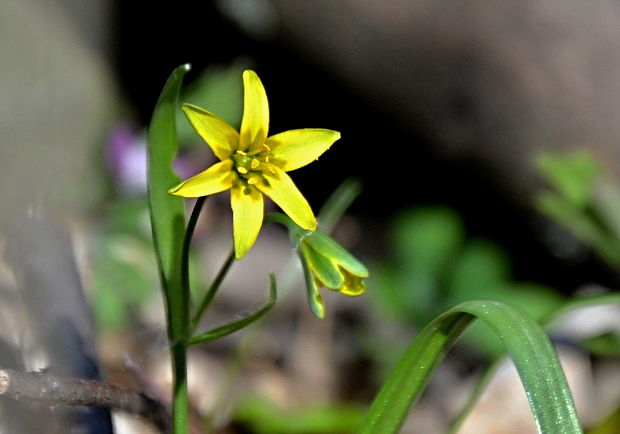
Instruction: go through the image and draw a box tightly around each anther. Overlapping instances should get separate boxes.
[247,178,257,185]
[237,167,248,174]
[250,158,260,169]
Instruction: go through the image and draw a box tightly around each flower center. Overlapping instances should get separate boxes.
[232,145,273,185]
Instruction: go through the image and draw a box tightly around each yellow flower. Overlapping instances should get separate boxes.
[169,70,341,259]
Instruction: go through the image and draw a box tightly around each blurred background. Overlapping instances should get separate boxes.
[2,0,620,432]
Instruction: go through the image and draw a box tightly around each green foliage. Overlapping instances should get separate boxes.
[147,63,192,433]
[373,207,563,357]
[90,201,157,330]
[373,208,463,325]
[235,395,366,434]
[147,63,190,339]
[358,301,582,434]
[581,332,620,357]
[536,150,600,209]
[91,200,208,331]
[92,234,154,330]
[535,149,620,268]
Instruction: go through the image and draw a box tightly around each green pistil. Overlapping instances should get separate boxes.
[233,149,271,183]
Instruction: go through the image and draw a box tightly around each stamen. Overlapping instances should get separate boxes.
[262,144,271,152]
[250,158,260,169]
[237,167,248,174]
[236,150,247,156]
[247,177,257,185]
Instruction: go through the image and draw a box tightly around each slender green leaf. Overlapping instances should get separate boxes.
[298,246,326,319]
[318,177,363,233]
[448,293,620,433]
[188,273,277,346]
[147,64,192,433]
[147,64,191,339]
[358,300,582,434]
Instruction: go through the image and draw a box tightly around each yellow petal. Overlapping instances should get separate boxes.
[257,166,316,231]
[266,129,340,171]
[168,160,234,197]
[339,272,367,296]
[182,104,238,161]
[239,70,269,153]
[231,184,264,258]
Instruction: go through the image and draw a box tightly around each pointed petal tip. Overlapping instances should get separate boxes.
[302,214,318,231]
[234,236,251,259]
[168,184,181,195]
[294,215,317,232]
[243,69,258,79]
[181,103,200,114]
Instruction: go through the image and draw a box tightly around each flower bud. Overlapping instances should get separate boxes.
[282,216,368,318]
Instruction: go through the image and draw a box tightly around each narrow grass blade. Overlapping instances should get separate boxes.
[317,177,362,233]
[358,300,582,434]
[448,293,620,433]
[188,273,277,346]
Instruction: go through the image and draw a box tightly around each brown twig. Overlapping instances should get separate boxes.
[0,367,170,432]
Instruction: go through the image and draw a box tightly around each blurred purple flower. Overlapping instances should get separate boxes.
[106,125,147,195]
[106,124,215,196]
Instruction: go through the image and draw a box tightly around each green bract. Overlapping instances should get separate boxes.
[272,213,368,318]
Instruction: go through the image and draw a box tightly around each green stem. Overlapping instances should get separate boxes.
[172,341,189,434]
[264,212,309,246]
[264,212,295,228]
[191,248,236,333]
[181,196,207,312]
[171,196,206,433]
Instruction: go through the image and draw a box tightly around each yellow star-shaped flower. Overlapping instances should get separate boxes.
[169,70,340,259]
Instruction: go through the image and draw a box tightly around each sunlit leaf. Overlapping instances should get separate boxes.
[358,300,582,434]
[147,63,191,339]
